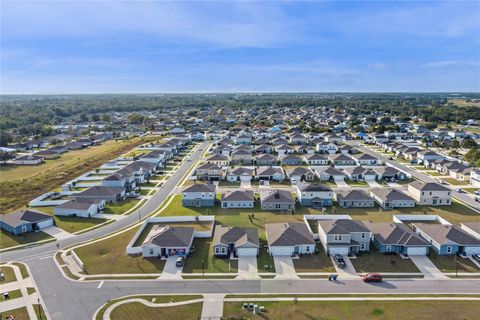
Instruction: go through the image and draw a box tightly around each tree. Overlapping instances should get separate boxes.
[451,140,460,149]
[0,132,13,146]
[102,113,111,122]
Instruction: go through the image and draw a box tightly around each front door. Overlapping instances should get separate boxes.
[294,246,300,254]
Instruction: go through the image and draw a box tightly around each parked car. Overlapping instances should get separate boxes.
[475,197,480,203]
[388,156,393,160]
[175,256,185,267]
[333,254,346,269]
[473,190,480,195]
[127,192,139,198]
[456,188,464,193]
[390,178,396,183]
[472,255,480,263]
[362,273,383,282]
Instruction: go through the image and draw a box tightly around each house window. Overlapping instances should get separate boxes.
[306,246,310,252]
[149,248,154,255]
[447,246,452,253]
[215,247,220,254]
[221,247,227,254]
[201,193,205,197]
[361,232,366,239]
[361,243,366,250]
[334,235,342,241]
[386,245,392,252]
[276,204,281,209]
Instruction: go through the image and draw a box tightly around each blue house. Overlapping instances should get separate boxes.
[181,183,216,207]
[413,223,480,256]
[365,222,430,256]
[0,209,54,235]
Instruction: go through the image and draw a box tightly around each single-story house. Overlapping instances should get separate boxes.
[54,199,105,218]
[328,154,355,166]
[221,190,255,208]
[260,189,295,211]
[255,154,277,166]
[335,189,375,208]
[353,153,379,166]
[213,225,260,257]
[14,155,44,165]
[317,167,345,181]
[280,154,303,166]
[317,219,371,255]
[226,167,254,182]
[141,225,195,258]
[0,210,54,235]
[265,222,315,256]
[370,188,416,209]
[344,166,378,181]
[286,167,315,183]
[206,154,229,166]
[373,166,408,181]
[364,222,430,256]
[34,150,60,160]
[303,154,328,165]
[256,167,285,181]
[413,223,480,256]
[74,186,126,203]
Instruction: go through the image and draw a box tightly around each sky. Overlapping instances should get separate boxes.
[1,1,479,93]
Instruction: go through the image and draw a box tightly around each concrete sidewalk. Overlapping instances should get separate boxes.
[201,294,224,320]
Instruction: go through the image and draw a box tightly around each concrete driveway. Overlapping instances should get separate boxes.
[273,256,299,279]
[42,226,73,241]
[410,255,448,279]
[161,256,183,279]
[236,256,260,279]
[366,180,381,188]
[331,256,359,280]
[240,180,251,188]
[335,180,348,187]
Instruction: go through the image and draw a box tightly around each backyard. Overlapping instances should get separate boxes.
[222,300,480,320]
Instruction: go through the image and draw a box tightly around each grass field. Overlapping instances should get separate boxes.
[11,262,30,279]
[223,300,480,320]
[35,206,108,233]
[293,245,335,273]
[0,137,154,212]
[441,177,469,186]
[75,226,165,274]
[103,199,142,215]
[428,253,480,273]
[0,265,17,283]
[110,301,202,320]
[0,230,53,250]
[351,248,420,273]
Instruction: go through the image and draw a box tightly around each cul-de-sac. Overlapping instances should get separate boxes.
[1,1,480,320]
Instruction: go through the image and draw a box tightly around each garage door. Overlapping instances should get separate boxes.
[328,247,349,256]
[271,246,293,256]
[463,246,480,255]
[407,246,428,255]
[237,248,258,256]
[37,219,54,229]
[240,176,251,182]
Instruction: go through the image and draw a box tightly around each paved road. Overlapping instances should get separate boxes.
[0,141,207,263]
[350,142,480,212]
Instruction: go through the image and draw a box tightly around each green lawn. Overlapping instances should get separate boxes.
[0,307,30,320]
[0,229,53,250]
[139,182,158,187]
[34,206,108,233]
[441,178,469,186]
[103,199,141,214]
[257,241,275,272]
[75,226,165,274]
[0,266,17,284]
[426,171,445,177]
[428,253,480,273]
[351,248,420,273]
[223,300,480,320]
[110,301,202,320]
[183,238,237,273]
[345,180,369,187]
[293,245,335,273]
[5,289,23,300]
[11,262,29,279]
[27,287,36,295]
[464,188,479,194]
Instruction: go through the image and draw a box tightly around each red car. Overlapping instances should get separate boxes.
[362,273,383,282]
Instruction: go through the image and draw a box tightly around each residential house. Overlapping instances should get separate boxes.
[181,183,216,207]
[14,155,44,165]
[265,222,316,256]
[287,167,315,183]
[74,186,126,203]
[328,154,355,166]
[344,166,378,181]
[226,167,254,182]
[206,154,229,166]
[353,153,379,166]
[234,135,252,145]
[260,189,295,211]
[335,189,375,208]
[470,169,480,188]
[370,188,416,209]
[317,219,371,255]
[303,154,328,166]
[461,222,480,240]
[195,163,223,181]
[256,167,285,181]
[317,167,345,181]
[290,134,307,145]
[54,199,105,218]
[276,144,295,155]
[417,150,443,165]
[231,149,253,165]
[34,150,59,160]
[316,142,338,154]
[255,154,277,166]
[141,225,194,258]
[413,223,480,256]
[221,190,255,208]
[364,222,430,255]
[373,166,408,181]
[280,154,303,166]
[296,182,333,207]
[213,225,260,257]
[0,210,54,235]
[408,181,452,206]
[296,145,316,154]
[255,144,272,154]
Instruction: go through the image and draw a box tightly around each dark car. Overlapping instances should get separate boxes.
[362,273,383,282]
[333,254,346,269]
[175,256,185,267]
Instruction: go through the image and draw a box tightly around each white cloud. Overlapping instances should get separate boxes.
[423,60,480,68]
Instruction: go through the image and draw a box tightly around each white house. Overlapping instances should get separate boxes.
[407,181,452,206]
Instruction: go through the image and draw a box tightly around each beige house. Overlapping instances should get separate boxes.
[408,181,452,206]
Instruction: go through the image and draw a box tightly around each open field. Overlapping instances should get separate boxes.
[0,230,53,250]
[110,301,202,320]
[351,248,420,273]
[223,300,480,320]
[448,98,480,108]
[75,226,165,274]
[0,137,158,212]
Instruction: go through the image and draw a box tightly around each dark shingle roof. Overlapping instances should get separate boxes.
[266,223,315,246]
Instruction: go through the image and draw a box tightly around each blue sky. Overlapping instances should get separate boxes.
[1,1,479,93]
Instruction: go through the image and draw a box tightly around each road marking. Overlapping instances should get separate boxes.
[97,281,104,288]
[38,255,54,260]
